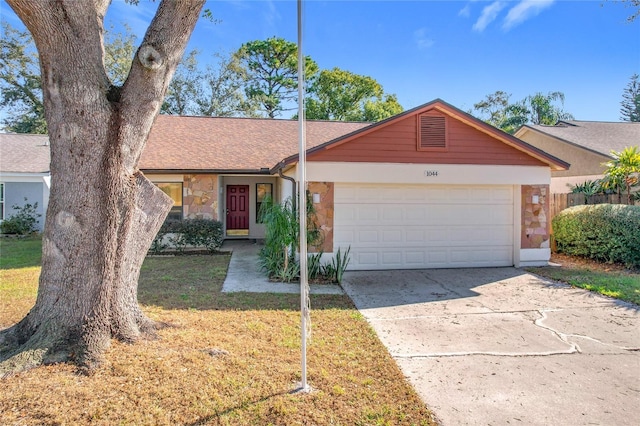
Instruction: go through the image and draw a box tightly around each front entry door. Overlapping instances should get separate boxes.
[226,185,249,236]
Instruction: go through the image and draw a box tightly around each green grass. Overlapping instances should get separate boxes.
[0,236,42,269]
[528,267,640,305]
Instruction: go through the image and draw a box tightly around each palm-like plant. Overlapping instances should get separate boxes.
[604,146,640,204]
[570,180,601,197]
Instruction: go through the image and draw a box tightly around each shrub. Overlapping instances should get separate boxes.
[552,204,640,268]
[180,219,224,252]
[259,196,299,281]
[150,218,223,254]
[1,198,41,235]
[258,195,351,283]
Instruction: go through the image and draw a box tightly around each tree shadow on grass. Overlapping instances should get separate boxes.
[185,388,297,426]
[137,254,354,312]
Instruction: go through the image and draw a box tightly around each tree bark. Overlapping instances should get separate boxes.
[1,0,205,376]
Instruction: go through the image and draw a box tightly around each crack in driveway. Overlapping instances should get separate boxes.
[341,268,640,425]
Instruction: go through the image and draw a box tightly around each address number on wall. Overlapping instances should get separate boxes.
[424,170,439,177]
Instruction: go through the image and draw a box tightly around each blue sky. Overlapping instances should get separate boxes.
[2,0,639,121]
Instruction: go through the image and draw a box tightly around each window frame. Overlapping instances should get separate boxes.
[156,182,183,222]
[256,183,273,224]
[0,183,4,221]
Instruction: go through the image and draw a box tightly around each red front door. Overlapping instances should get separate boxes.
[226,185,249,235]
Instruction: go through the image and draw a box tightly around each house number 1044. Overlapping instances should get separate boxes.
[424,170,438,177]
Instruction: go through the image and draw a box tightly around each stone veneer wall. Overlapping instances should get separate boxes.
[183,174,219,221]
[521,185,550,249]
[308,182,334,253]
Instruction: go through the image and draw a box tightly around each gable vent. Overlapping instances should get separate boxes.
[418,114,447,150]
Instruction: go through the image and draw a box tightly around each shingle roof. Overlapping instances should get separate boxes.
[521,121,640,157]
[0,133,50,173]
[139,115,370,172]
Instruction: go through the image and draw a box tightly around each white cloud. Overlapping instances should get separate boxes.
[459,0,481,18]
[261,0,280,30]
[473,1,507,32]
[414,28,435,50]
[458,4,471,18]
[503,0,555,30]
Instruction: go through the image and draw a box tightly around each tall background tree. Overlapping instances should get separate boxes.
[196,52,261,117]
[305,67,402,121]
[3,26,399,127]
[472,90,574,134]
[0,21,138,133]
[0,0,204,376]
[161,49,202,115]
[103,23,137,86]
[161,51,259,117]
[620,73,640,122]
[235,37,318,118]
[0,22,45,133]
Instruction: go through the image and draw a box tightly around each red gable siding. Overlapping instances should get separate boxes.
[307,113,547,167]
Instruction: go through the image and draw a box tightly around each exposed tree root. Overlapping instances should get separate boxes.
[0,311,163,378]
[0,324,65,378]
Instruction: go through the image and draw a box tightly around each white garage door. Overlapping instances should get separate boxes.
[334,184,514,270]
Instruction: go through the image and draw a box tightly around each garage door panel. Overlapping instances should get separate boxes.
[336,186,357,202]
[381,207,403,221]
[426,229,448,242]
[382,251,403,266]
[354,251,379,267]
[335,245,513,269]
[336,226,513,248]
[335,183,514,270]
[405,206,428,221]
[406,251,425,264]
[382,230,403,243]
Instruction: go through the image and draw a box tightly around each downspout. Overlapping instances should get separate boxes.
[277,162,297,211]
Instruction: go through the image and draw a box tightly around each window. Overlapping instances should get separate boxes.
[156,182,183,221]
[418,113,447,150]
[256,183,273,223]
[0,183,4,220]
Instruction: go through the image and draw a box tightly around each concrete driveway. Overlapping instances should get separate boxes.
[341,268,640,426]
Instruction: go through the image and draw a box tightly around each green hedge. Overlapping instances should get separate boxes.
[151,218,224,254]
[552,204,640,268]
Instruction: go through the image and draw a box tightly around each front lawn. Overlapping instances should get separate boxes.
[0,237,436,425]
[528,254,640,305]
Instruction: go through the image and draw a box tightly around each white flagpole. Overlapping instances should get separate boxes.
[297,0,310,393]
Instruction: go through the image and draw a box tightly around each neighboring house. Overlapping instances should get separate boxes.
[514,120,640,193]
[0,99,568,269]
[0,134,50,231]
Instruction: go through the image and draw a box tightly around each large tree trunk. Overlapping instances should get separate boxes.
[1,0,204,376]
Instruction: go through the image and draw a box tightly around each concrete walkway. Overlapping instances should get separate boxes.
[221,239,343,295]
[341,267,640,426]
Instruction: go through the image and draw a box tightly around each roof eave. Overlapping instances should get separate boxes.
[140,168,273,175]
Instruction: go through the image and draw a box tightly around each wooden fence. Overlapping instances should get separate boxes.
[549,193,637,222]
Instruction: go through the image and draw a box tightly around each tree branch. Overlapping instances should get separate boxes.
[119,0,205,170]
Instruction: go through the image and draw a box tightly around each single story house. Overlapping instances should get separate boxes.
[1,99,569,269]
[142,99,568,269]
[0,133,50,231]
[514,120,640,193]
